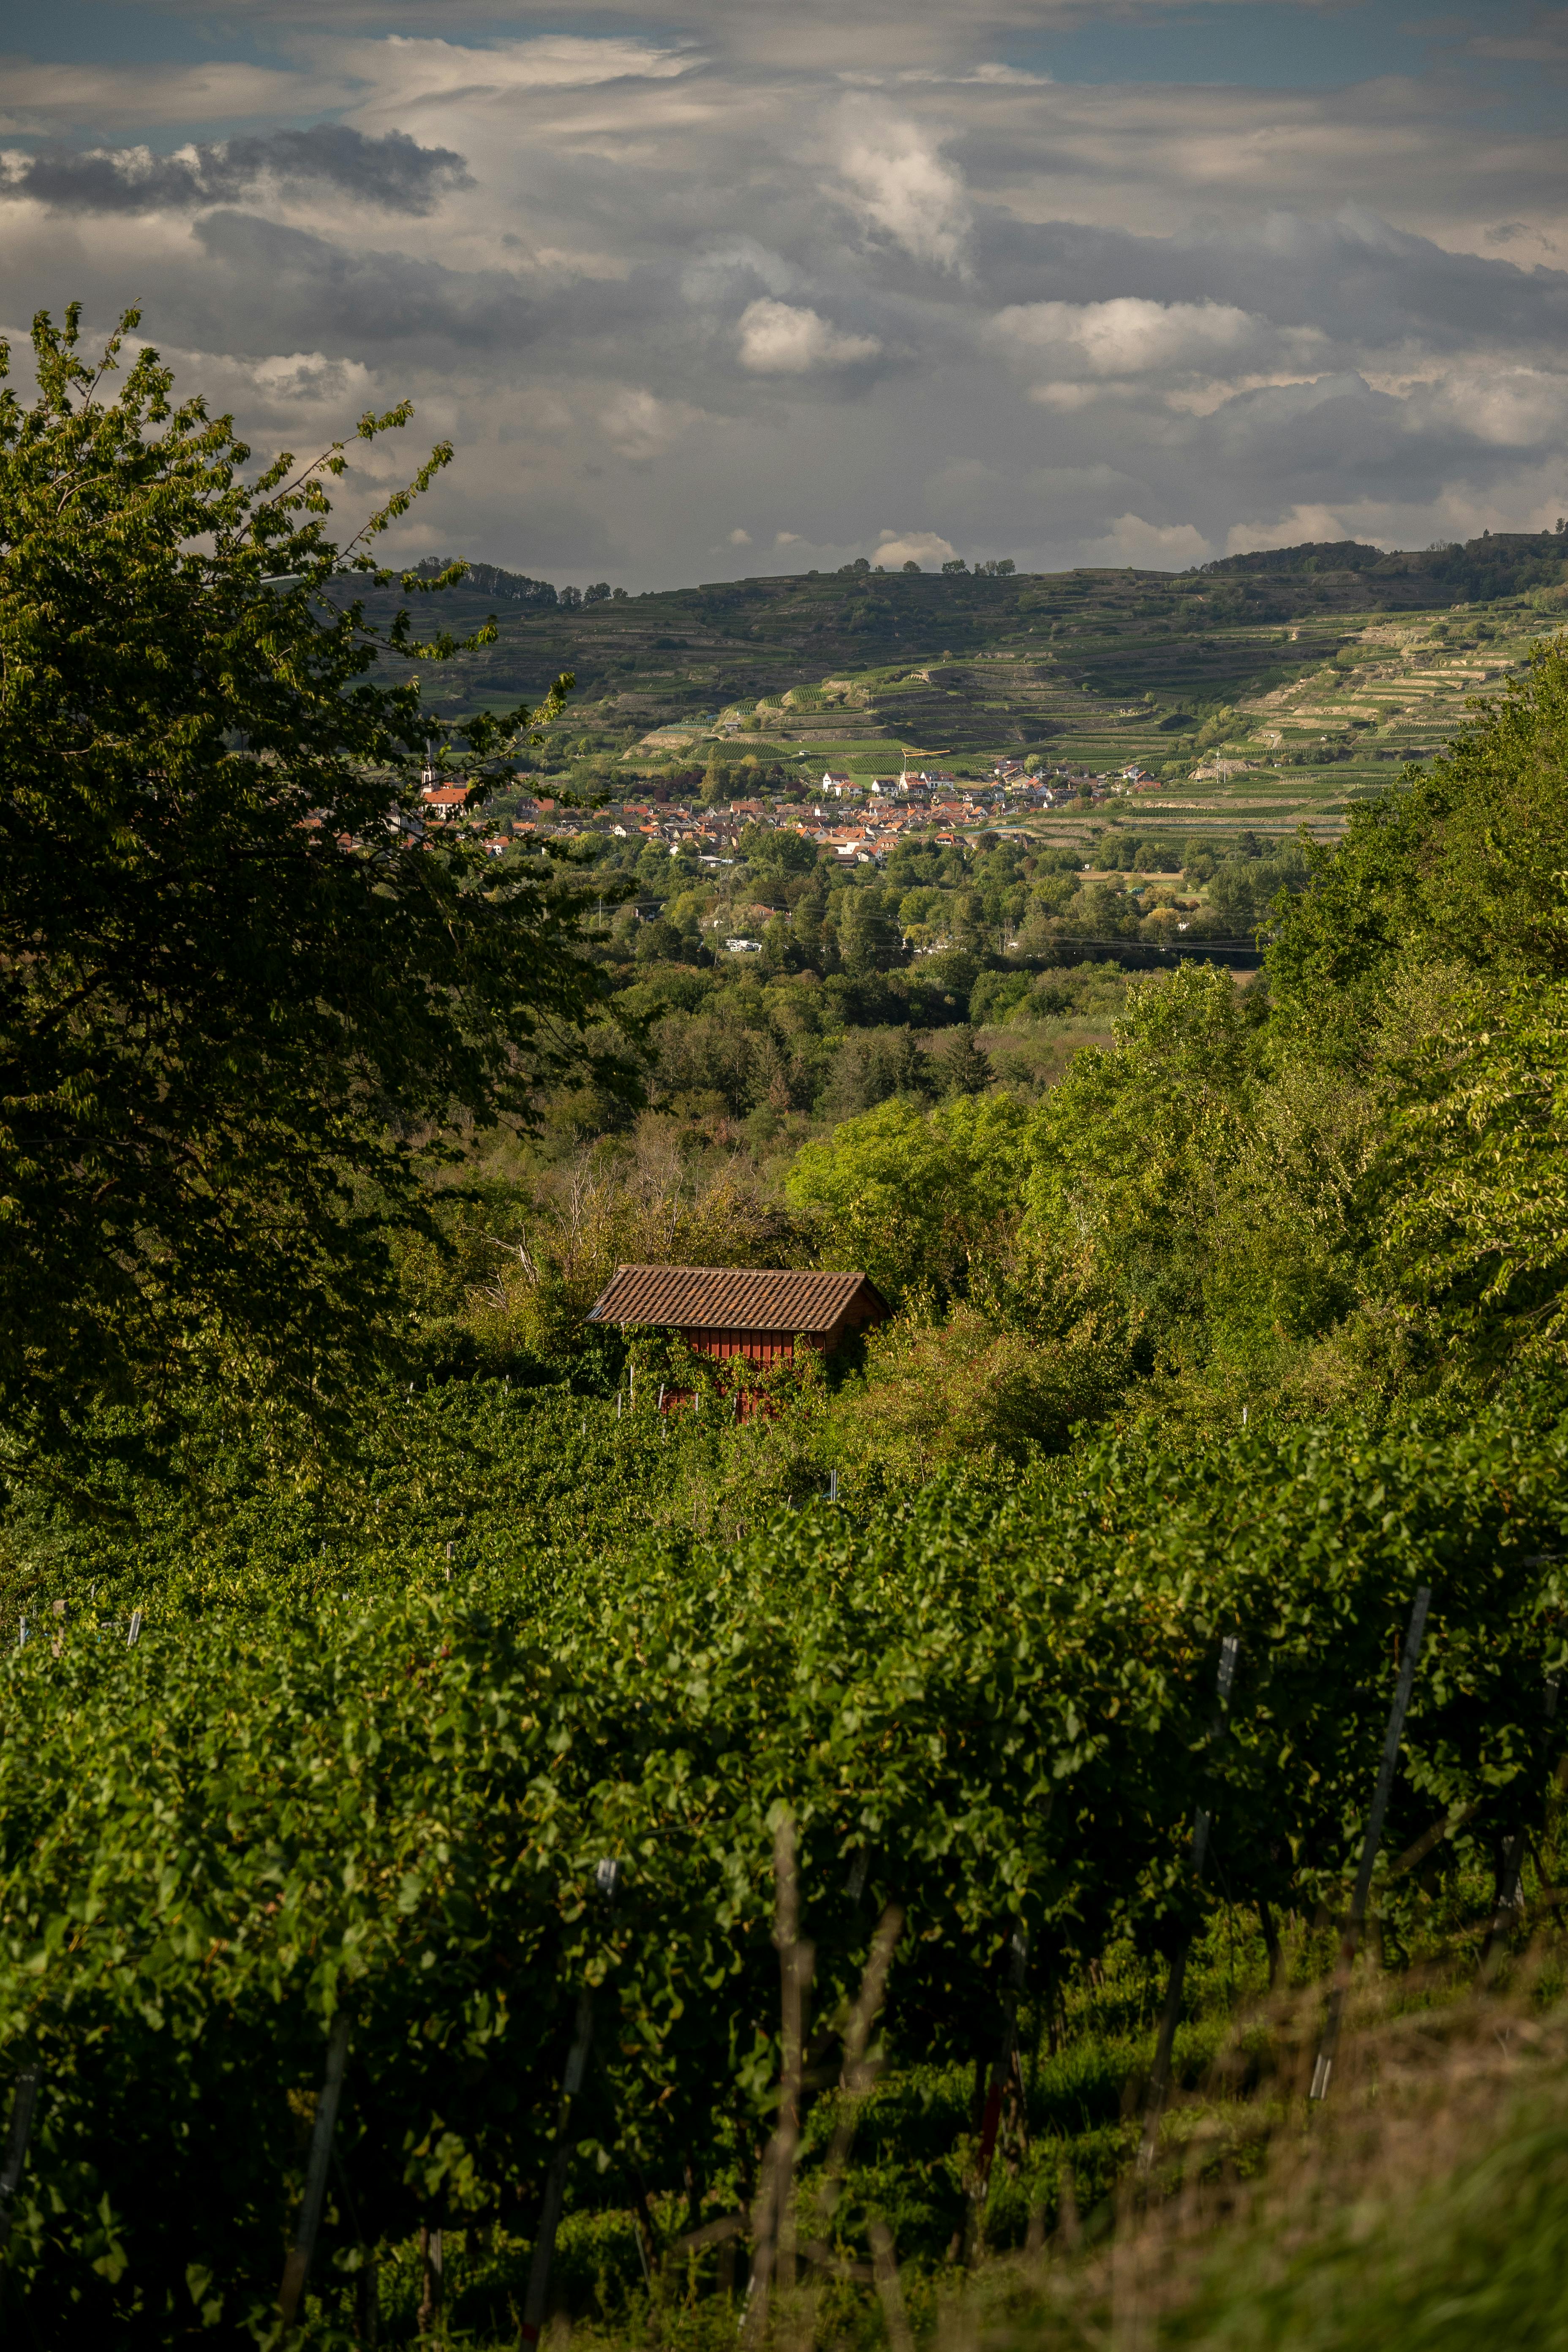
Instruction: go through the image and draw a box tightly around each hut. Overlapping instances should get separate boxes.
[585,1264,888,1369]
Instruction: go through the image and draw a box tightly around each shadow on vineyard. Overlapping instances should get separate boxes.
[7,313,1568,2348]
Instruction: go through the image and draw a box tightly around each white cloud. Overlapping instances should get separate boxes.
[874,528,957,566]
[682,240,798,306]
[599,387,705,458]
[961,62,1051,85]
[1225,505,1359,556]
[8,7,1568,589]
[737,298,881,372]
[728,526,752,544]
[993,297,1266,377]
[1082,515,1213,569]
[242,350,378,404]
[335,33,696,110]
[892,62,1053,87]
[0,59,326,133]
[1030,381,1122,411]
[836,102,972,272]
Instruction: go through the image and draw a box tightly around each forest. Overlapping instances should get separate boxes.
[5,309,1568,2349]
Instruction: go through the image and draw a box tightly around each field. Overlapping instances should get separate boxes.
[705,602,1568,858]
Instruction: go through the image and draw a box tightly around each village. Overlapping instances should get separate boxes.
[418,753,1161,871]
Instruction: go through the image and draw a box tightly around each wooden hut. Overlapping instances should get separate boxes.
[585,1264,888,1369]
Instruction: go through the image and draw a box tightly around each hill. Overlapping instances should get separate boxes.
[365,527,1567,741]
[355,528,1568,859]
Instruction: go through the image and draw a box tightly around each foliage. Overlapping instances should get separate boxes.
[833,1304,1120,1484]
[1375,975,1568,1370]
[1268,636,1568,1059]
[785,1091,1032,1307]
[0,307,610,1463]
[7,1394,1568,2335]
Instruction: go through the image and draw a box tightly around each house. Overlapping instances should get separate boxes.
[420,783,471,822]
[586,1264,889,1369]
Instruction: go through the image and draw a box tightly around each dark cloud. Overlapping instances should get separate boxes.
[191,212,536,349]
[2,125,471,216]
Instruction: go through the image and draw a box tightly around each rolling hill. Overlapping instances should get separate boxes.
[352,529,1568,848]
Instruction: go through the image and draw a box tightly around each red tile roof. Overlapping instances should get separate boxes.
[587,1264,885,1332]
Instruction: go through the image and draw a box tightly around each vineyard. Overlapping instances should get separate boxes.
[6,314,1568,2349]
[5,1392,1568,2341]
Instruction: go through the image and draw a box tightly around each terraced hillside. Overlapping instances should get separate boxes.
[367,537,1567,864]
[363,530,1567,759]
[1013,600,1567,857]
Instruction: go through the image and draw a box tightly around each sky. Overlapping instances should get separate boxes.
[1,0,1565,587]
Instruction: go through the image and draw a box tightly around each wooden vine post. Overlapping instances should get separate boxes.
[1310,1585,1432,2101]
[278,2013,351,2332]
[1138,1634,1239,2171]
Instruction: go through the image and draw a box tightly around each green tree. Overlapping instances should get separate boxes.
[838,885,899,975]
[740,823,817,880]
[0,306,611,1462]
[930,1025,991,1098]
[1269,639,1568,1060]
[786,1090,1031,1305]
[1374,974,1568,1375]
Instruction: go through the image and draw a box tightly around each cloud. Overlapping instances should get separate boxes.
[333,32,697,105]
[991,297,1273,378]
[5,5,1566,588]
[1225,504,1360,557]
[836,103,972,272]
[1082,515,1212,569]
[728,526,752,544]
[0,57,326,133]
[0,125,470,215]
[736,298,881,372]
[874,528,957,566]
[191,211,540,349]
[600,386,705,458]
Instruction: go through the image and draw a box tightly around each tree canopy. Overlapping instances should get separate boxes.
[0,306,613,1462]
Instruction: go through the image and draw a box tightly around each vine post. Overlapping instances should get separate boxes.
[1310,1587,1432,2101]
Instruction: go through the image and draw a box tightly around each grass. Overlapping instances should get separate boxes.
[286,1886,1568,2348]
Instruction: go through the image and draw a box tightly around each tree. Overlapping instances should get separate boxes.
[787,1091,1032,1305]
[0,305,615,1461]
[838,885,898,976]
[901,560,920,575]
[1375,975,1568,1375]
[1268,640,1568,1063]
[740,824,817,879]
[931,1025,991,1097]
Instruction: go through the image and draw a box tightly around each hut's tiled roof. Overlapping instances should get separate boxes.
[586,1264,884,1333]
